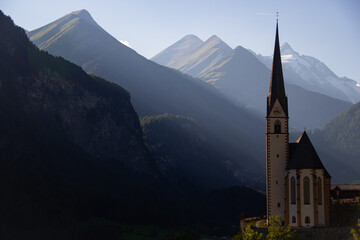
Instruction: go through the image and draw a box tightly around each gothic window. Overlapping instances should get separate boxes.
[274,121,281,133]
[318,178,322,205]
[292,216,296,223]
[305,216,310,224]
[291,177,296,204]
[304,177,310,205]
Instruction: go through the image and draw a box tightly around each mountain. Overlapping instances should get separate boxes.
[152,34,233,77]
[0,9,172,236]
[151,34,204,67]
[153,35,353,129]
[285,84,352,129]
[257,42,360,103]
[0,10,154,180]
[199,46,268,108]
[309,102,360,183]
[321,101,360,162]
[1,11,269,236]
[28,10,266,188]
[141,114,242,190]
[200,45,352,129]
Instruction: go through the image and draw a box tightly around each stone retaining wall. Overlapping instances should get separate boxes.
[252,226,355,240]
[292,226,354,240]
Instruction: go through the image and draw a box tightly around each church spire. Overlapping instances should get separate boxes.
[267,22,288,117]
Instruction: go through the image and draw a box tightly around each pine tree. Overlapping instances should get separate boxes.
[266,215,294,240]
[231,224,263,240]
[351,224,360,240]
[243,225,263,240]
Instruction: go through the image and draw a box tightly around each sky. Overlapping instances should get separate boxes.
[1,0,360,83]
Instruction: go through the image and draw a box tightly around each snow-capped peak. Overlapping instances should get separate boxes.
[279,43,360,103]
[281,42,294,52]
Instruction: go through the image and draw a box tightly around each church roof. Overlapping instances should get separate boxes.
[287,131,330,177]
[331,184,360,191]
[267,22,288,117]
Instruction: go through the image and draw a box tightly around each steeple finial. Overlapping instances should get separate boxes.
[276,12,279,22]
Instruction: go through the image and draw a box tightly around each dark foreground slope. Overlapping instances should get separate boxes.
[0,10,168,236]
[28,9,266,187]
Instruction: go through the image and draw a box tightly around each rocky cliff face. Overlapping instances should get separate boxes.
[0,10,161,235]
[0,10,152,173]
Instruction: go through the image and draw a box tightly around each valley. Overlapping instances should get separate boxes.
[0,4,359,239]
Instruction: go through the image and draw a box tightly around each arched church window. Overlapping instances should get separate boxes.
[305,216,310,224]
[292,216,296,223]
[318,178,322,205]
[291,177,296,204]
[304,177,310,204]
[274,121,281,133]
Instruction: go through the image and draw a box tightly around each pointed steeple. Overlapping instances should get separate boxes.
[267,22,288,117]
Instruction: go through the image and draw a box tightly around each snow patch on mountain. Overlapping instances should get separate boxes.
[281,54,295,63]
[255,42,360,103]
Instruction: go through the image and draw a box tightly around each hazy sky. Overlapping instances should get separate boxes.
[1,0,360,82]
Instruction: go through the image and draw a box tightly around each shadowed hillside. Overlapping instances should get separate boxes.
[0,10,181,236]
[310,102,360,183]
[141,114,241,190]
[0,10,269,237]
[28,9,266,188]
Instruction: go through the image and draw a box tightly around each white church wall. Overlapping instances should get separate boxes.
[288,170,298,227]
[317,169,326,227]
[267,132,287,221]
[300,169,315,227]
[266,101,289,223]
[287,169,327,227]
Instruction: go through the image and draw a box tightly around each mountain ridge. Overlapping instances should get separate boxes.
[153,34,353,129]
[152,34,233,77]
[151,34,204,67]
[257,42,360,103]
[28,9,266,188]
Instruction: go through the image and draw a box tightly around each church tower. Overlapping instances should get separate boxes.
[266,22,289,224]
[265,21,331,227]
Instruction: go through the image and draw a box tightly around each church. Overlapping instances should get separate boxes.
[266,22,331,228]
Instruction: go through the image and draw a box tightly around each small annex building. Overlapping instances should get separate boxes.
[266,22,331,228]
[331,184,360,202]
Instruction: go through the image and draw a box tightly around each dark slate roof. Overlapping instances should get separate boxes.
[331,184,360,191]
[289,143,298,160]
[267,22,288,117]
[287,131,330,177]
